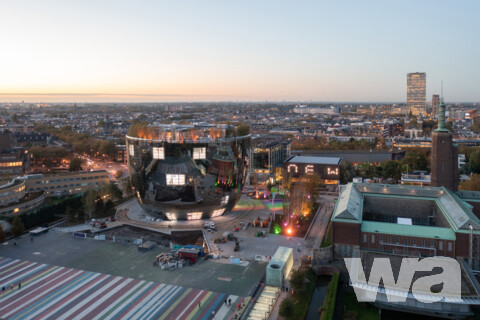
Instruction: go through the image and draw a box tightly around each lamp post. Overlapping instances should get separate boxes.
[272,192,278,223]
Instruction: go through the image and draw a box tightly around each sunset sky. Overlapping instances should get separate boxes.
[1,0,479,102]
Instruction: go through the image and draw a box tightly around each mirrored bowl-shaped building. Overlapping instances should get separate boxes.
[126,123,250,220]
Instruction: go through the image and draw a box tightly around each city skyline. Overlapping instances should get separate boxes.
[1,1,480,103]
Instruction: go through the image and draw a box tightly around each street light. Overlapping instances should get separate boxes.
[272,191,278,223]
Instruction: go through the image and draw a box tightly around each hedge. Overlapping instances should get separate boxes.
[320,272,339,320]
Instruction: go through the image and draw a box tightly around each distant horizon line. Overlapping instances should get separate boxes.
[0,93,478,104]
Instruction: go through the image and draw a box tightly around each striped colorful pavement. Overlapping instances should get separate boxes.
[0,257,243,320]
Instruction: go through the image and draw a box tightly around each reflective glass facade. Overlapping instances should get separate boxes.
[126,124,250,220]
[407,72,426,116]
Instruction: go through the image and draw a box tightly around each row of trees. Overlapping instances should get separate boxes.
[292,138,378,151]
[34,124,117,159]
[340,151,430,183]
[279,267,317,319]
[30,146,69,167]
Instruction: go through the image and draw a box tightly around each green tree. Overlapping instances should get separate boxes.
[66,206,76,223]
[69,157,83,172]
[446,121,453,131]
[340,161,357,184]
[459,174,480,191]
[77,205,86,222]
[402,152,429,172]
[98,140,117,158]
[93,198,105,218]
[11,216,25,237]
[470,117,480,133]
[0,225,6,242]
[382,160,402,180]
[83,189,98,216]
[105,182,123,200]
[105,200,115,216]
[279,298,295,318]
[469,151,480,174]
[236,123,250,136]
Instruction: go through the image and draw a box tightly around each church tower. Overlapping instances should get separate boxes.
[430,98,458,191]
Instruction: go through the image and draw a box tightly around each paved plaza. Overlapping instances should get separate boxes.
[0,256,246,320]
[0,233,265,297]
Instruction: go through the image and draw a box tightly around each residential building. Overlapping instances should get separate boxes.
[17,170,110,197]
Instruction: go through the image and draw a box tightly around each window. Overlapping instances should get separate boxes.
[187,212,202,220]
[165,212,176,220]
[371,235,375,243]
[396,237,400,244]
[221,196,229,206]
[404,238,408,246]
[379,235,383,242]
[413,239,416,246]
[152,147,165,160]
[211,209,225,217]
[166,174,185,186]
[305,165,314,175]
[363,234,367,242]
[430,241,434,248]
[448,242,452,252]
[287,164,298,173]
[387,236,391,243]
[193,147,206,160]
[421,240,425,247]
[439,241,443,250]
[129,145,134,156]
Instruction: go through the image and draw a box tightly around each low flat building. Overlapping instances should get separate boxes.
[0,179,44,216]
[292,150,405,167]
[17,170,110,197]
[283,155,341,185]
[400,171,431,186]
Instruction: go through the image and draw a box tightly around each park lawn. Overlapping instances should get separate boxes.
[343,291,380,320]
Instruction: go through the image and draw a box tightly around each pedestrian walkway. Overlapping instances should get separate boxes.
[0,256,244,320]
[213,295,238,319]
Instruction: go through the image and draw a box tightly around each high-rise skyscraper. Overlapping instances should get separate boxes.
[431,98,458,191]
[431,94,440,119]
[407,72,426,116]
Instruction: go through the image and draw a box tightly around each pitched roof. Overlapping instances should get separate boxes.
[332,183,362,222]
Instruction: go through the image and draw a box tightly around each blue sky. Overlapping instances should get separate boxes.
[0,0,479,102]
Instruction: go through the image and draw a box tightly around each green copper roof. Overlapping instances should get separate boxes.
[331,183,480,232]
[435,98,449,132]
[332,183,363,222]
[361,221,456,241]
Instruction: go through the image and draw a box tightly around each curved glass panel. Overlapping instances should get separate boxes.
[126,124,250,220]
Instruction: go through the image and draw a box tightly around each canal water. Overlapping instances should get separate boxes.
[305,275,331,320]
